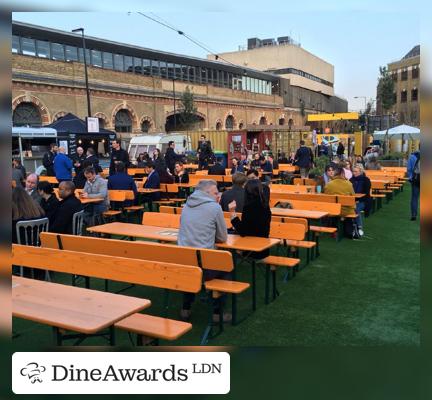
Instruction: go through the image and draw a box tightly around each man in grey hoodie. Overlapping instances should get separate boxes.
[81,166,109,225]
[178,180,230,322]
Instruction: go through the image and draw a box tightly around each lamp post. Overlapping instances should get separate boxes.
[72,28,91,117]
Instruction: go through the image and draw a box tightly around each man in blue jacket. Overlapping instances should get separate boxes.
[143,161,161,205]
[107,161,137,206]
[294,140,314,178]
[53,146,73,183]
[407,148,420,221]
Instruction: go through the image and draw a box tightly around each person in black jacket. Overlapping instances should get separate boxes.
[220,173,247,212]
[336,141,345,160]
[42,143,57,176]
[73,146,86,176]
[350,164,372,236]
[173,162,189,183]
[295,141,314,178]
[208,157,225,175]
[37,181,59,224]
[228,179,271,259]
[197,135,212,170]
[109,139,129,176]
[84,147,103,173]
[50,181,82,234]
[164,141,183,174]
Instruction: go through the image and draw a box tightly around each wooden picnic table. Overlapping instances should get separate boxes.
[88,222,178,241]
[137,188,161,193]
[12,276,150,344]
[80,197,105,204]
[270,208,328,220]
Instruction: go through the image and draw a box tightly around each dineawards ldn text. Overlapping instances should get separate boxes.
[52,364,191,382]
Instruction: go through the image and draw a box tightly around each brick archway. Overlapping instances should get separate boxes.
[111,103,138,129]
[139,115,154,133]
[94,112,109,128]
[224,112,237,130]
[12,94,51,124]
[52,111,68,121]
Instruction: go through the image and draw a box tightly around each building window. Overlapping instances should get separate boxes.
[401,69,408,81]
[238,122,244,129]
[90,50,102,67]
[201,67,207,84]
[175,64,182,79]
[167,63,174,79]
[225,115,234,130]
[113,54,124,71]
[151,60,160,76]
[216,121,222,130]
[78,48,90,63]
[411,88,418,101]
[412,67,419,79]
[36,40,50,58]
[401,90,407,103]
[143,59,151,76]
[188,66,195,82]
[392,72,398,81]
[51,43,65,60]
[12,35,20,53]
[115,109,132,133]
[141,120,151,133]
[65,45,78,62]
[124,56,133,72]
[103,52,113,69]
[259,116,267,125]
[21,37,36,56]
[133,57,142,74]
[278,118,285,125]
[13,102,42,127]
[159,61,167,78]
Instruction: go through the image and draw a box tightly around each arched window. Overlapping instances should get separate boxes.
[238,122,244,129]
[141,120,151,133]
[288,118,294,129]
[98,118,105,129]
[13,102,42,127]
[115,109,132,133]
[278,118,285,125]
[225,115,234,130]
[259,116,267,125]
[216,121,222,130]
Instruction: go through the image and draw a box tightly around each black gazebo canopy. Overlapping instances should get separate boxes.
[46,113,116,135]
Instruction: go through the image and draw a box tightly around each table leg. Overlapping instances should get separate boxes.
[251,259,256,311]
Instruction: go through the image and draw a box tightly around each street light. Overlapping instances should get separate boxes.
[72,27,91,117]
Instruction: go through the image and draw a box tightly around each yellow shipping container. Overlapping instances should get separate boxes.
[187,130,228,153]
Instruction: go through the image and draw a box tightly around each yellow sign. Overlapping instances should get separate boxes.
[307,112,359,122]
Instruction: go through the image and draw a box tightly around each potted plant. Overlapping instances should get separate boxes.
[309,155,330,188]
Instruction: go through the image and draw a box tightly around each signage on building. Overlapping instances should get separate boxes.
[87,117,99,133]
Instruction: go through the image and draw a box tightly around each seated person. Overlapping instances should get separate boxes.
[50,181,83,234]
[228,179,271,259]
[323,164,335,187]
[230,157,244,174]
[260,156,273,183]
[173,162,189,183]
[81,166,109,224]
[324,166,355,216]
[208,157,226,175]
[350,164,372,236]
[220,172,247,212]
[250,153,261,168]
[278,152,289,164]
[143,161,161,203]
[37,181,60,224]
[107,161,137,206]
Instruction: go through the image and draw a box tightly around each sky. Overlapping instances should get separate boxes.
[13,2,420,112]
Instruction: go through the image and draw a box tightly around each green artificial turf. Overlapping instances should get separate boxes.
[13,185,420,347]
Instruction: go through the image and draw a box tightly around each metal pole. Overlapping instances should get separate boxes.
[73,28,92,117]
[173,78,176,130]
[18,135,24,166]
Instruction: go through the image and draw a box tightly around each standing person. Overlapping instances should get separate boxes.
[336,141,345,160]
[230,157,244,174]
[37,181,60,224]
[109,139,129,176]
[25,173,42,204]
[173,162,189,183]
[407,148,420,221]
[73,146,86,176]
[220,172,247,212]
[295,140,314,178]
[53,146,73,183]
[350,164,372,236]
[50,181,83,234]
[136,152,150,167]
[197,135,212,170]
[228,179,271,259]
[164,141,183,174]
[42,143,57,176]
[12,159,26,185]
[239,153,249,169]
[81,166,109,225]
[177,180,229,322]
[85,147,103,173]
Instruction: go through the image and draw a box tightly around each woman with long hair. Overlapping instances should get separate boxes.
[228,179,271,259]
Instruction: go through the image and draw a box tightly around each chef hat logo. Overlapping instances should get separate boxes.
[20,362,46,383]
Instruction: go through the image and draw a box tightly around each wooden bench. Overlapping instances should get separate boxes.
[270,192,336,203]
[12,244,203,345]
[107,190,144,222]
[40,233,250,344]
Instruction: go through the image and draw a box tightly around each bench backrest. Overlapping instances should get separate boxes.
[12,244,202,293]
[270,192,336,203]
[278,164,298,172]
[269,222,306,241]
[142,212,181,228]
[279,199,342,216]
[337,195,356,207]
[270,216,308,231]
[270,184,315,194]
[371,181,387,190]
[40,232,233,272]
[293,178,317,186]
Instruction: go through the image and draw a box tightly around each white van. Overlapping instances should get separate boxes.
[128,133,191,162]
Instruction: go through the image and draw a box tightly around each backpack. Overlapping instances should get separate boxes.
[343,218,361,239]
[275,201,292,209]
[412,155,420,187]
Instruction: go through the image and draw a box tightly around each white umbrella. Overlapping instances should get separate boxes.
[373,124,420,140]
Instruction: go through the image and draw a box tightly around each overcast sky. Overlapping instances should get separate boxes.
[13,1,419,112]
